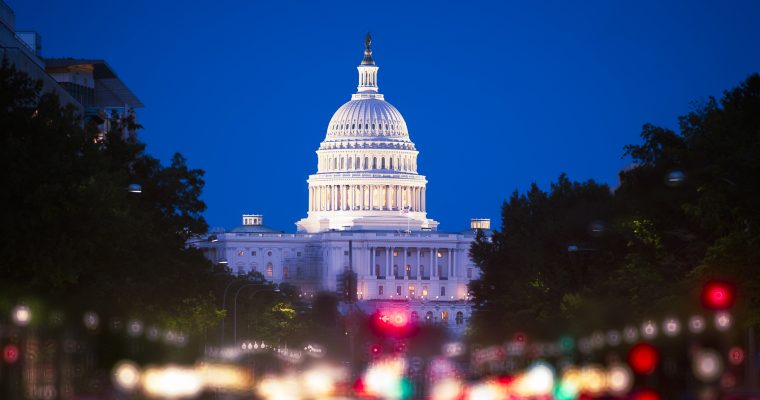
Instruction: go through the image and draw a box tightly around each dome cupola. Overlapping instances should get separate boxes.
[296,34,438,233]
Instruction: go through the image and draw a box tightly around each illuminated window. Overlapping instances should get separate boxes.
[437,251,442,258]
[456,312,464,325]
[238,250,245,256]
[406,265,411,277]
[422,286,428,296]
[408,284,415,297]
[393,250,398,257]
[396,286,402,296]
[440,286,446,297]
[283,266,289,278]
[441,311,449,322]
[266,263,273,277]
[378,285,384,295]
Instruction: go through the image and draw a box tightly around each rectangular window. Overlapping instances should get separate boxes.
[393,251,398,257]
[283,267,289,279]
[408,284,415,297]
[297,252,301,257]
[238,250,245,256]
[422,286,428,297]
[344,250,349,256]
[396,286,402,296]
[251,251,257,256]
[440,286,446,297]
[378,285,384,295]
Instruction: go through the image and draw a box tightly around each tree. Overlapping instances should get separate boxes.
[0,58,220,335]
[468,73,760,346]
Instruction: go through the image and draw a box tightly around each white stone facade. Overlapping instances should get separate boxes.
[191,36,487,335]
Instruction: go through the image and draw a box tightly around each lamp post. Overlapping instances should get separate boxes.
[219,276,255,347]
[232,284,280,345]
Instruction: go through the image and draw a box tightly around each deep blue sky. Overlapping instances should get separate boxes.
[11,1,760,232]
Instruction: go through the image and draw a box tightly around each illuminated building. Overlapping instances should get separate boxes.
[192,35,488,335]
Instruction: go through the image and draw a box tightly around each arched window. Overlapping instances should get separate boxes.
[381,158,385,169]
[440,286,446,297]
[441,311,449,323]
[266,263,273,277]
[389,158,393,170]
[411,311,419,321]
[456,311,464,325]
[373,158,377,169]
[406,265,411,278]
[340,158,344,170]
[355,157,359,169]
[425,311,433,321]
[251,262,258,272]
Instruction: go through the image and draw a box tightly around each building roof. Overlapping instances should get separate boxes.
[45,58,144,108]
[229,224,283,234]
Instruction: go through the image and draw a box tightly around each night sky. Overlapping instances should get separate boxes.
[10,0,760,232]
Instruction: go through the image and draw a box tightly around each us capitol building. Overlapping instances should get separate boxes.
[193,35,490,335]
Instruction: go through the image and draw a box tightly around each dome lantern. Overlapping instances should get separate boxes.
[357,32,379,93]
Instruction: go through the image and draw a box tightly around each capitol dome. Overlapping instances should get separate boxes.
[296,34,438,233]
[325,98,410,141]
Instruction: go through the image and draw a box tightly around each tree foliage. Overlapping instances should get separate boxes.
[0,58,218,333]
[469,73,760,343]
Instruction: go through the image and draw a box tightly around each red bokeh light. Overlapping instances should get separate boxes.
[370,344,381,355]
[633,389,661,400]
[628,343,659,375]
[3,344,19,364]
[702,281,735,310]
[729,347,745,365]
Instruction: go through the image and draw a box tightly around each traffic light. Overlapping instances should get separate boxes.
[370,343,382,357]
[370,310,416,338]
[336,271,358,302]
[701,280,735,310]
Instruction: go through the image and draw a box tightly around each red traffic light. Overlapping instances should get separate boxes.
[701,281,735,310]
[3,344,19,364]
[628,342,659,375]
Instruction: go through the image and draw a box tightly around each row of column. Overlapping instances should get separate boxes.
[309,184,425,212]
[367,247,456,279]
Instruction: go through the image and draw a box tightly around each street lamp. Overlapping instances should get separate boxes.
[11,305,31,327]
[233,284,280,345]
[219,276,263,346]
